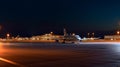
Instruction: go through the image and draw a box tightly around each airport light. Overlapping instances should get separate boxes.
[50,32,53,35]
[117,31,120,35]
[7,33,10,39]
[72,33,75,36]
[7,34,10,37]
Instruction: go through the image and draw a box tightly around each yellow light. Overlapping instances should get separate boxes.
[117,31,120,35]
[50,32,53,34]
[7,34,10,37]
[72,33,75,36]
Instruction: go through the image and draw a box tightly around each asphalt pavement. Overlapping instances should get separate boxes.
[0,42,120,67]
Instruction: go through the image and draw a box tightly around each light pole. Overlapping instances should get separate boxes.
[87,33,90,38]
[92,32,94,38]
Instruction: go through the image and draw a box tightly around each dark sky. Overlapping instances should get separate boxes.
[0,0,120,36]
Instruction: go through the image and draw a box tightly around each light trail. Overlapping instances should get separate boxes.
[0,57,25,67]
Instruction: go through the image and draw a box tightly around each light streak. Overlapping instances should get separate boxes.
[0,57,25,67]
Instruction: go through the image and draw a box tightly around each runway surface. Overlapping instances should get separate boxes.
[0,42,120,67]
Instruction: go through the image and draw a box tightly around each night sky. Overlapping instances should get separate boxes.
[0,0,120,37]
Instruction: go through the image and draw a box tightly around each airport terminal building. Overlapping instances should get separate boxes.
[104,35,120,40]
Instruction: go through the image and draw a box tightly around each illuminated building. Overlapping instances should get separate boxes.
[104,35,120,40]
[30,33,63,40]
[104,31,120,40]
